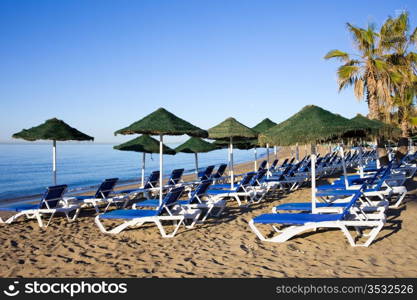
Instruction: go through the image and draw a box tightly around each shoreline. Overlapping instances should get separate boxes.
[0,150,282,205]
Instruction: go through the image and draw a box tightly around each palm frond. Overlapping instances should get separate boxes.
[411,27,417,46]
[353,78,365,100]
[324,49,350,61]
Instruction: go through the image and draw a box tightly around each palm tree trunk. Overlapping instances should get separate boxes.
[401,118,410,137]
[367,92,380,120]
[398,106,410,137]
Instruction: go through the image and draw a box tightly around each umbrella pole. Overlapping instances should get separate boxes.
[159,135,163,205]
[375,138,381,169]
[52,140,57,185]
[359,140,364,178]
[194,152,199,179]
[141,152,145,188]
[230,137,234,189]
[254,147,257,172]
[340,143,349,188]
[266,143,270,171]
[311,144,317,213]
[274,145,277,159]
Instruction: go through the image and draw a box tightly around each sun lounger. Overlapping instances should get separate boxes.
[0,185,80,228]
[206,172,257,206]
[68,178,127,213]
[95,186,200,236]
[249,188,385,247]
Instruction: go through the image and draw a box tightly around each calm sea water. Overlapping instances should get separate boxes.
[0,143,270,202]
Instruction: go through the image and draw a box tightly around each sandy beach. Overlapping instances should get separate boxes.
[1,146,417,278]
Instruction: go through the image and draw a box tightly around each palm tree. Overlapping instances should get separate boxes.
[381,11,417,136]
[325,23,393,120]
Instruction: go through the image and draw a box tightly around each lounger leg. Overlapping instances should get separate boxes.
[35,213,45,228]
[185,211,201,228]
[95,216,142,234]
[65,208,80,222]
[200,206,214,222]
[43,212,56,228]
[249,220,313,243]
[92,201,101,214]
[340,221,385,247]
[234,195,242,206]
[390,192,407,208]
[155,218,184,238]
[213,204,225,218]
[0,212,26,225]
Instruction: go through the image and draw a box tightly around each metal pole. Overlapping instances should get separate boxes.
[311,144,317,213]
[340,143,349,188]
[194,152,199,179]
[159,135,163,205]
[141,152,145,187]
[254,147,257,172]
[52,140,57,185]
[359,140,364,178]
[266,143,270,170]
[230,137,234,189]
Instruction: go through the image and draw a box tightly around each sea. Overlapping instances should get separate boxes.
[0,143,271,203]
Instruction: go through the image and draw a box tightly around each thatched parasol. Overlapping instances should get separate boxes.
[350,114,401,140]
[259,105,369,213]
[114,135,175,187]
[252,118,277,134]
[259,105,366,146]
[115,108,207,204]
[175,137,218,179]
[208,118,257,188]
[12,118,94,185]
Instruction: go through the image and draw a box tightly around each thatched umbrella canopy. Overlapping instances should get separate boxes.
[252,118,277,134]
[115,108,207,203]
[259,105,370,213]
[259,105,367,146]
[115,108,207,137]
[12,118,94,185]
[350,114,401,140]
[175,137,218,179]
[208,117,257,187]
[252,118,277,170]
[114,135,175,187]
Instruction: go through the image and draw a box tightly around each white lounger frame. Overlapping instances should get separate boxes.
[248,215,385,247]
[0,205,80,228]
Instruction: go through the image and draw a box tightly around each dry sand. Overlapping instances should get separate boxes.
[1,146,417,278]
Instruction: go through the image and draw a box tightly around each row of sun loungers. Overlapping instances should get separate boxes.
[0,149,415,247]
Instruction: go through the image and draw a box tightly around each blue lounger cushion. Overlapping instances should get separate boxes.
[99,209,158,219]
[0,203,39,212]
[209,184,237,189]
[206,189,235,195]
[132,199,159,207]
[74,195,95,200]
[117,188,146,194]
[252,213,343,225]
[275,202,349,211]
[264,177,285,182]
[316,190,359,197]
[316,183,345,190]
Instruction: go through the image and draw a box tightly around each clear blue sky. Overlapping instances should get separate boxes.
[1,0,416,144]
